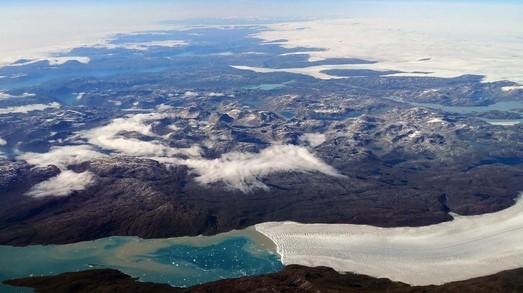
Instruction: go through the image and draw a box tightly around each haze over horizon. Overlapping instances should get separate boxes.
[1,0,522,66]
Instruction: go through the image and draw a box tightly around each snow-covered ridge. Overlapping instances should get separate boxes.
[256,193,523,285]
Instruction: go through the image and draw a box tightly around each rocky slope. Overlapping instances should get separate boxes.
[1,105,523,246]
[5,265,523,293]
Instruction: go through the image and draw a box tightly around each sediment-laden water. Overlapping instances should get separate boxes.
[0,228,282,292]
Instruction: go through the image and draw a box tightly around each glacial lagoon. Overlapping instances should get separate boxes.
[0,228,282,292]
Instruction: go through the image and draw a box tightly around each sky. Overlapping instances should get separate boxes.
[2,0,522,23]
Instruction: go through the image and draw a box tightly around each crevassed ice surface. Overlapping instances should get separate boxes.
[256,193,523,286]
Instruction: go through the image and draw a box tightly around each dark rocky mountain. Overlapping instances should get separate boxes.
[1,105,523,246]
[5,265,523,293]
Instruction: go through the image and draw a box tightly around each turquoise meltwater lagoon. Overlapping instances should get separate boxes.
[0,228,283,292]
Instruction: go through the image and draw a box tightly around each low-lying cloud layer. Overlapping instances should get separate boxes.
[183,144,342,192]
[27,170,95,198]
[81,112,201,157]
[18,145,107,169]
[19,111,342,195]
[19,145,106,197]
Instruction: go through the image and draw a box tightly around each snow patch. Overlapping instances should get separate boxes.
[0,102,60,114]
[427,118,445,124]
[300,133,326,147]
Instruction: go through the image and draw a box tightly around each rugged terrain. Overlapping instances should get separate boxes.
[0,27,521,244]
[5,265,523,293]
[1,103,522,245]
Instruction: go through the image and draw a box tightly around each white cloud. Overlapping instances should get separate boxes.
[19,111,342,194]
[256,193,523,286]
[18,145,107,169]
[0,137,6,146]
[78,112,342,193]
[0,102,60,114]
[81,112,201,158]
[19,145,105,198]
[27,170,95,198]
[180,144,343,192]
[75,92,86,101]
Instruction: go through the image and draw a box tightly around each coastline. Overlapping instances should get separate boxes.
[0,227,283,291]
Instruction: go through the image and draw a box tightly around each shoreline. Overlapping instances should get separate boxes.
[0,227,283,291]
